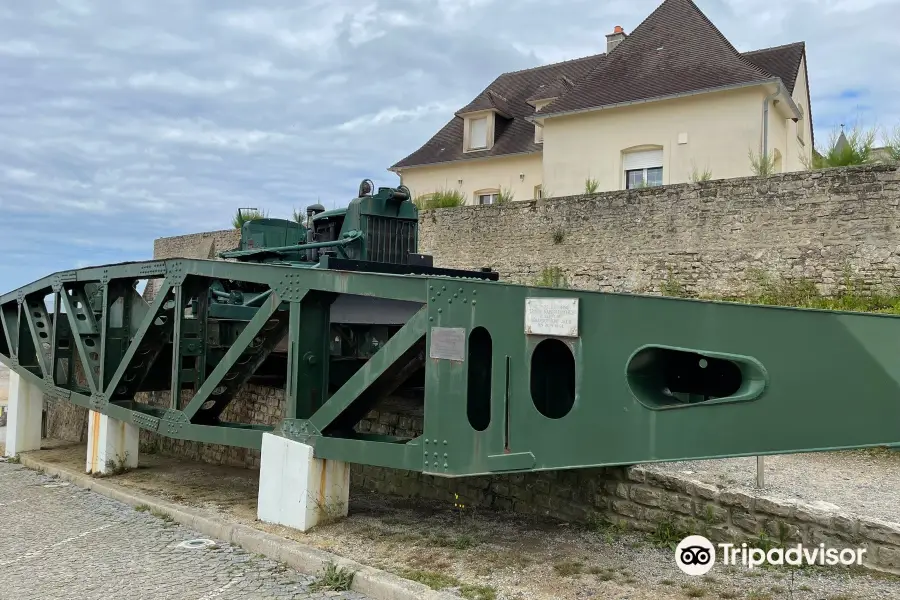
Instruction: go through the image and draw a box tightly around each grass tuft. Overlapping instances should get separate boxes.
[309,561,355,592]
[414,189,466,210]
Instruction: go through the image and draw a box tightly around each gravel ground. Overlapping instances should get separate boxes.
[21,443,900,600]
[0,459,369,600]
[647,449,900,525]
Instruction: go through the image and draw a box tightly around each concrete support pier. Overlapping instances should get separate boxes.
[257,432,350,532]
[86,410,139,474]
[4,370,43,457]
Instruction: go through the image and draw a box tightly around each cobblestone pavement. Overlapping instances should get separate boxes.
[0,461,370,600]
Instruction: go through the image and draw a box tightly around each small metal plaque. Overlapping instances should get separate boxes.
[430,327,466,361]
[525,298,579,337]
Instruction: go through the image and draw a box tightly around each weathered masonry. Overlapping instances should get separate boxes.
[4,172,900,544]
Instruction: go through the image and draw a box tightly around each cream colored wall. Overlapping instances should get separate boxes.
[787,56,813,171]
[397,153,544,205]
[541,86,771,196]
[762,58,811,175]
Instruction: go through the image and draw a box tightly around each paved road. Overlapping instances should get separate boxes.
[0,461,370,600]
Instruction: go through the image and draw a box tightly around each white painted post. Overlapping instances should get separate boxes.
[756,456,765,488]
[4,371,44,457]
[257,432,350,532]
[85,410,139,474]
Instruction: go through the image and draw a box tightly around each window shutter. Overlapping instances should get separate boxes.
[470,117,487,149]
[623,149,663,171]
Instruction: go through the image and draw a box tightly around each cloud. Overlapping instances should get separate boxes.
[336,102,461,132]
[0,0,897,292]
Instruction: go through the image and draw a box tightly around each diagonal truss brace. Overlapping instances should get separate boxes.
[22,293,53,378]
[308,305,427,434]
[103,278,175,400]
[0,303,16,360]
[182,290,291,423]
[58,285,102,394]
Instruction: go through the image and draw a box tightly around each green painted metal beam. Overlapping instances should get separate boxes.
[181,290,288,420]
[102,278,174,401]
[2,256,899,480]
[308,305,427,433]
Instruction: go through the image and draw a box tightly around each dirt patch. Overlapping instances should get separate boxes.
[23,442,900,600]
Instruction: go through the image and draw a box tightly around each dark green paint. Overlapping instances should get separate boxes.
[2,180,899,477]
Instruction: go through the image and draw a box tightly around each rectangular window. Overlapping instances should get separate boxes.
[477,192,498,205]
[797,106,805,145]
[626,167,663,189]
[623,148,664,189]
[469,117,487,150]
[534,185,543,199]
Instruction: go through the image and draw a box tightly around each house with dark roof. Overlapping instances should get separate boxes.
[389,0,813,204]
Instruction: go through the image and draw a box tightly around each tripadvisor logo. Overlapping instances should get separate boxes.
[676,535,867,575]
[676,536,716,576]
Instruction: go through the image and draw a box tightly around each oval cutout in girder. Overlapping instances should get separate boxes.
[626,345,767,409]
[530,339,576,419]
[466,327,492,432]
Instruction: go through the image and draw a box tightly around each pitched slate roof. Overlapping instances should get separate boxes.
[741,42,806,94]
[526,76,575,104]
[390,55,603,170]
[390,0,806,170]
[457,89,514,118]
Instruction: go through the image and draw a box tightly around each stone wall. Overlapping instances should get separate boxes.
[45,402,88,443]
[417,164,900,297]
[152,229,241,261]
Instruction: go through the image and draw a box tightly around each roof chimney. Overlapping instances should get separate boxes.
[606,25,626,53]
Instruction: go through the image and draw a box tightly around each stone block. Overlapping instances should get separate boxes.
[630,486,662,507]
[755,496,797,518]
[764,520,803,544]
[808,526,859,548]
[795,502,838,527]
[85,411,139,475]
[693,482,721,501]
[876,545,900,571]
[610,499,644,520]
[4,371,43,457]
[719,490,754,512]
[695,502,728,525]
[859,519,900,546]
[661,493,694,515]
[832,514,859,537]
[625,467,646,483]
[731,510,766,535]
[644,471,693,495]
[491,482,510,496]
[257,433,350,532]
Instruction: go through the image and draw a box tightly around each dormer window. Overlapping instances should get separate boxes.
[462,110,496,152]
[469,116,488,150]
[531,99,553,144]
[457,91,509,153]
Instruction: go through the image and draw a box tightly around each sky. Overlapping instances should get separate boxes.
[0,0,898,293]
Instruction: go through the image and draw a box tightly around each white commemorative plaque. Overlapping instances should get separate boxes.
[524,298,579,337]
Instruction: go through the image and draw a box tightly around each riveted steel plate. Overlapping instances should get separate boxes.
[429,327,466,362]
[525,298,579,337]
[89,394,107,411]
[138,262,167,277]
[132,412,161,432]
[160,409,188,436]
[43,382,71,403]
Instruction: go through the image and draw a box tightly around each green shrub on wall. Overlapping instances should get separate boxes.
[414,189,466,210]
[660,267,900,315]
[534,267,568,289]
